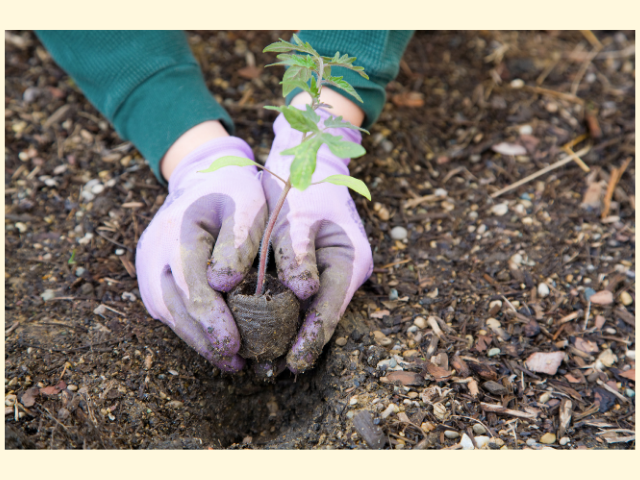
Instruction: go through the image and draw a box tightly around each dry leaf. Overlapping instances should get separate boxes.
[575,337,599,354]
[237,65,262,79]
[426,361,452,381]
[382,371,424,386]
[370,309,390,319]
[619,369,635,381]
[20,387,40,407]
[475,334,492,353]
[590,290,613,305]
[525,351,565,375]
[581,182,602,210]
[392,91,424,107]
[492,142,527,156]
[40,380,67,395]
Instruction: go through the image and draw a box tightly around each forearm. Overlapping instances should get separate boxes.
[35,30,234,183]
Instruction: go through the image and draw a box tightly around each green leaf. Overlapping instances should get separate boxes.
[309,76,319,98]
[322,65,331,79]
[283,65,312,84]
[267,105,319,133]
[323,115,370,135]
[68,249,76,265]
[320,133,366,158]
[325,76,363,103]
[267,53,317,69]
[285,137,323,190]
[263,37,318,57]
[263,39,298,53]
[320,54,369,79]
[318,174,371,200]
[198,156,262,173]
[304,104,321,124]
[281,79,311,97]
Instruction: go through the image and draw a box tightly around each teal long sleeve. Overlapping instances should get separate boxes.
[288,31,414,129]
[35,30,234,182]
[35,31,413,182]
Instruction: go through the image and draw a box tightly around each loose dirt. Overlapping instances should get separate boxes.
[5,30,635,449]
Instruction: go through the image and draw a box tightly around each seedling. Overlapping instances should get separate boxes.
[200,34,371,297]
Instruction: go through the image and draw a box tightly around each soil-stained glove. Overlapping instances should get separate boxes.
[136,137,267,372]
[262,110,374,373]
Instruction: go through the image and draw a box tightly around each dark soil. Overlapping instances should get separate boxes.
[228,272,300,363]
[5,30,635,449]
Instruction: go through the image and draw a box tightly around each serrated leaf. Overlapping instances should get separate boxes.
[286,137,323,190]
[279,106,320,133]
[264,37,318,56]
[197,156,261,173]
[318,174,371,200]
[309,76,319,98]
[281,79,311,97]
[304,104,321,124]
[283,65,312,84]
[322,65,331,79]
[325,76,363,103]
[320,133,366,158]
[323,115,370,134]
[263,39,298,53]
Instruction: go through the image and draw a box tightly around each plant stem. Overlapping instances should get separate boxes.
[255,179,292,296]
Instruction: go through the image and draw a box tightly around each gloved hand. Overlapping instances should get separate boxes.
[136,137,267,372]
[262,109,374,373]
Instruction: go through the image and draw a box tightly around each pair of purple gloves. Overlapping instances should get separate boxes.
[135,110,373,374]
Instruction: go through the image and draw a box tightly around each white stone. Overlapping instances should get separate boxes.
[78,232,94,245]
[390,226,408,241]
[538,283,550,298]
[510,79,525,89]
[475,436,491,448]
[115,248,125,256]
[91,184,105,195]
[518,124,533,135]
[122,292,137,302]
[413,317,427,329]
[459,433,475,450]
[491,203,509,216]
[40,289,56,301]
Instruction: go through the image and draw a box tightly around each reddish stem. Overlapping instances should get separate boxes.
[255,180,291,296]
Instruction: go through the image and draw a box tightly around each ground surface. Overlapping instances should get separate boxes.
[4,30,635,449]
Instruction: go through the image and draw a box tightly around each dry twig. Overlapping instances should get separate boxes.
[601,157,632,220]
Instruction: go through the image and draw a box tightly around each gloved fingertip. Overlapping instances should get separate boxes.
[207,264,244,292]
[216,354,245,373]
[280,269,320,300]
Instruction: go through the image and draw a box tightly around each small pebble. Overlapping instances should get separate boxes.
[377,207,390,221]
[590,290,613,305]
[335,337,347,346]
[619,291,633,306]
[583,287,596,302]
[510,78,525,89]
[475,436,491,449]
[349,396,358,406]
[459,433,474,450]
[539,392,551,404]
[473,424,487,435]
[78,232,94,245]
[539,432,556,444]
[66,384,78,392]
[518,124,533,135]
[40,289,56,301]
[122,292,137,302]
[15,222,28,233]
[166,401,184,409]
[380,403,399,419]
[390,226,408,241]
[625,388,634,398]
[407,391,418,399]
[444,430,460,439]
[413,317,426,329]
[538,283,550,298]
[559,437,571,446]
[115,248,125,256]
[491,203,509,216]
[388,289,399,301]
[487,348,501,357]
[75,267,86,277]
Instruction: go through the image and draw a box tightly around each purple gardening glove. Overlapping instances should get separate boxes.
[136,137,267,372]
[262,109,374,373]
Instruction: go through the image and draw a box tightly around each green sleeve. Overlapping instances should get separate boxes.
[35,30,234,182]
[286,30,414,130]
